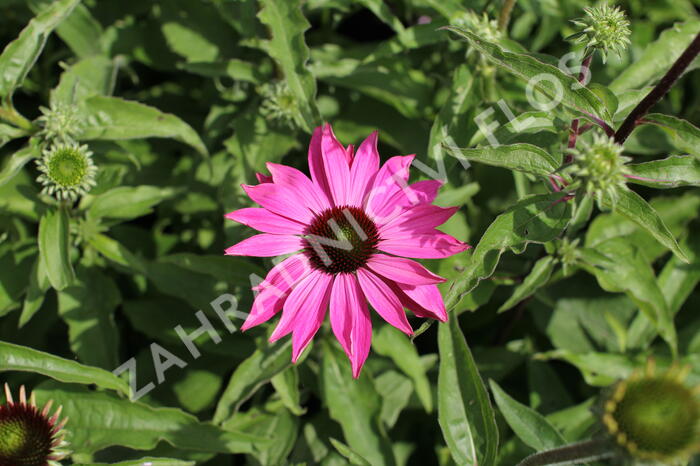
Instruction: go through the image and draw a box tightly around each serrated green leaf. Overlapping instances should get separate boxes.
[443,27,611,122]
[0,341,129,395]
[0,0,80,99]
[602,187,688,262]
[373,325,432,413]
[438,317,499,466]
[80,96,208,156]
[445,193,572,310]
[321,340,396,466]
[213,339,294,423]
[639,114,700,157]
[626,155,700,188]
[33,384,265,455]
[489,380,566,452]
[57,267,120,369]
[446,143,560,177]
[498,256,556,312]
[38,207,75,291]
[258,0,321,132]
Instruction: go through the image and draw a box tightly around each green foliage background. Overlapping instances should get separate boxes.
[0,0,699,464]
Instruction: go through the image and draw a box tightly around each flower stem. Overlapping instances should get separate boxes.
[615,31,700,144]
[498,0,517,31]
[516,438,617,466]
[0,105,35,133]
[567,54,593,158]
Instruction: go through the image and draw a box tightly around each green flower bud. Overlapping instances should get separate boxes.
[0,384,70,466]
[36,102,83,143]
[450,10,502,44]
[36,142,97,201]
[260,82,300,129]
[569,3,631,63]
[564,133,630,207]
[602,361,700,463]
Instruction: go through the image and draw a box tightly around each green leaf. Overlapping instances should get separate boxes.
[51,55,116,105]
[0,0,80,99]
[610,21,700,93]
[577,238,676,351]
[626,155,700,188]
[57,267,121,370]
[445,193,572,310]
[438,318,498,466]
[86,185,178,222]
[19,254,50,327]
[0,145,39,187]
[213,339,294,423]
[80,96,208,156]
[0,341,129,395]
[445,143,560,177]
[443,27,611,122]
[38,207,75,291]
[29,0,103,58]
[0,122,26,149]
[375,371,413,428]
[33,384,265,455]
[329,437,372,466]
[498,256,556,312]
[258,0,321,132]
[602,187,688,262]
[321,340,395,466]
[489,380,566,452]
[75,458,194,466]
[87,233,146,273]
[639,114,700,158]
[270,366,305,415]
[373,325,432,413]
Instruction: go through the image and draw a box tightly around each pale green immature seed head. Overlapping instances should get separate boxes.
[451,10,502,45]
[260,81,300,129]
[36,102,83,143]
[569,3,631,63]
[36,142,97,201]
[602,361,700,463]
[565,133,630,207]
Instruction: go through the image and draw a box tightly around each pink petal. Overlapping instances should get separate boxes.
[379,204,459,235]
[225,207,306,235]
[225,234,304,257]
[266,162,331,213]
[241,275,302,331]
[347,131,380,206]
[365,155,415,221]
[256,173,273,184]
[345,144,355,165]
[366,254,445,285]
[378,232,471,259]
[380,179,443,219]
[242,183,315,224]
[253,254,311,292]
[356,268,413,335]
[321,124,351,206]
[308,126,332,200]
[268,271,332,354]
[330,273,372,378]
[396,283,448,322]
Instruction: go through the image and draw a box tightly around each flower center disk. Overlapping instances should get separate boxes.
[304,206,379,274]
[0,403,53,466]
[48,148,88,187]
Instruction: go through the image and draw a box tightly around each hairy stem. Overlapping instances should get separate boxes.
[498,0,517,31]
[517,438,616,466]
[567,54,593,158]
[615,31,700,144]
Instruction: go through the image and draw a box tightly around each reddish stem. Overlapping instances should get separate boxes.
[566,54,593,160]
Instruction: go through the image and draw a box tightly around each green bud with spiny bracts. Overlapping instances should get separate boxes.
[0,384,70,466]
[36,102,83,143]
[601,361,700,464]
[36,142,97,202]
[568,3,631,63]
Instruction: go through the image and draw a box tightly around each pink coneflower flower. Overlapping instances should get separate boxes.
[225,124,470,377]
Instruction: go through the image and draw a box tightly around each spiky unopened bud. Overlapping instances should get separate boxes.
[569,3,631,63]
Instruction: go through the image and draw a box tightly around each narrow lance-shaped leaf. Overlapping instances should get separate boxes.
[639,114,700,158]
[601,187,688,263]
[0,145,39,187]
[625,155,700,189]
[258,0,321,132]
[19,254,50,328]
[38,206,75,291]
[0,341,129,396]
[445,193,572,311]
[445,143,560,178]
[489,380,566,452]
[498,256,557,313]
[33,384,266,455]
[86,185,178,222]
[79,96,208,156]
[443,27,611,122]
[438,317,499,466]
[0,0,80,99]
